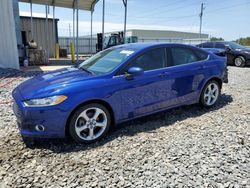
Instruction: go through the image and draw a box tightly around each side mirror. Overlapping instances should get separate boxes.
[125,67,144,80]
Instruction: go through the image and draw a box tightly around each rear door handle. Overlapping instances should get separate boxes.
[158,72,170,78]
[191,66,203,71]
[158,73,165,78]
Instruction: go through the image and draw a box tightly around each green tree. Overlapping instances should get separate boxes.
[210,37,224,41]
[236,37,250,46]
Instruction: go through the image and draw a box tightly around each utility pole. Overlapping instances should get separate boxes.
[69,23,71,38]
[199,3,205,39]
[123,0,128,42]
[102,0,105,50]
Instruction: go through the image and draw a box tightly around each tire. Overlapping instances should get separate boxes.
[200,80,221,107]
[69,103,111,144]
[234,56,246,67]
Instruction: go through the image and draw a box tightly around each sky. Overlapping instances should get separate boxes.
[18,0,250,40]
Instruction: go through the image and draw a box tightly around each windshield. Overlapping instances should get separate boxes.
[78,48,135,75]
[229,42,246,50]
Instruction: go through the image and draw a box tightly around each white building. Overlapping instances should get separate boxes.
[126,29,209,44]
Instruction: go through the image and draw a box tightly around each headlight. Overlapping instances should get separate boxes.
[23,95,67,107]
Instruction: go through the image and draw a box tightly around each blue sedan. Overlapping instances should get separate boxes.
[13,43,227,143]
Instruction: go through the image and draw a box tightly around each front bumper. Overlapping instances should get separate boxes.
[12,89,69,138]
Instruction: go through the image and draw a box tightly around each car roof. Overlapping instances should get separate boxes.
[202,41,229,44]
[112,42,196,51]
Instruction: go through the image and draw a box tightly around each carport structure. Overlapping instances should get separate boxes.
[18,0,128,62]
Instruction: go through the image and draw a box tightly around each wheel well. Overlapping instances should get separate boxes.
[207,77,222,89]
[234,55,246,61]
[199,77,222,102]
[65,99,115,138]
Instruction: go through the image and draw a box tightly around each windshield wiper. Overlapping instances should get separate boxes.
[78,67,94,74]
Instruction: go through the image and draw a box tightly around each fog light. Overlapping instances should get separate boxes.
[35,124,45,132]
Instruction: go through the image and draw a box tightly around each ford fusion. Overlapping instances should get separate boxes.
[13,43,227,143]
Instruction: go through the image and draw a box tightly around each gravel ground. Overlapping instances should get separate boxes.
[0,67,249,188]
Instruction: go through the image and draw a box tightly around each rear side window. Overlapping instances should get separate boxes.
[194,49,209,61]
[215,43,225,49]
[170,47,199,66]
[199,42,214,48]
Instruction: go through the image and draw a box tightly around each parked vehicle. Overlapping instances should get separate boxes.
[96,32,138,52]
[201,48,226,57]
[197,41,250,67]
[13,43,228,143]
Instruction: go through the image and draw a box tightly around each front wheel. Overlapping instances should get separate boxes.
[69,103,111,144]
[200,80,221,107]
[234,56,246,67]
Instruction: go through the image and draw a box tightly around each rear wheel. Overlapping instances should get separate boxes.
[234,56,245,67]
[200,80,221,107]
[69,103,111,144]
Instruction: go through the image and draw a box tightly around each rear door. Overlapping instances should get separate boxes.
[162,46,209,105]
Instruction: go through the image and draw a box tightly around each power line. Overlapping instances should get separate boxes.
[126,1,250,27]
[205,1,250,14]
[131,1,200,19]
[128,0,187,16]
[94,0,198,20]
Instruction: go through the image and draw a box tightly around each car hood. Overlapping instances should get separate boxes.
[234,48,250,52]
[16,67,96,100]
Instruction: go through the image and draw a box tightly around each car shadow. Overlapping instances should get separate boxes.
[24,93,233,153]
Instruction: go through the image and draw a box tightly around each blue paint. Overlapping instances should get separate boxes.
[12,43,227,138]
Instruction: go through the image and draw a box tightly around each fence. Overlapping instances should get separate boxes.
[58,37,209,54]
[58,37,97,54]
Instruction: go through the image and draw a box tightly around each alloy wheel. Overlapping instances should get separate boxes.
[234,57,245,67]
[74,107,108,141]
[203,82,219,106]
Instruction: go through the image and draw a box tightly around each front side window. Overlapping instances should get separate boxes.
[124,48,166,72]
[170,47,199,66]
[78,48,136,75]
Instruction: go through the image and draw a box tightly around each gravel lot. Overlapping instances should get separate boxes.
[0,67,249,187]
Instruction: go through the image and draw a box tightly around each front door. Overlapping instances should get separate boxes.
[115,47,172,120]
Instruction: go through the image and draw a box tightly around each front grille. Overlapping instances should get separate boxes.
[13,101,22,119]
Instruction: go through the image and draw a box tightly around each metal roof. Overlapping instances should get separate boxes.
[19,0,99,11]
